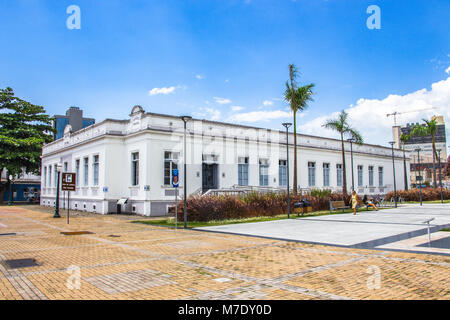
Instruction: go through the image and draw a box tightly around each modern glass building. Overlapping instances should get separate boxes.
[53,107,95,140]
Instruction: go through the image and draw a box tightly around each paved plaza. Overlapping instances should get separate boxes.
[0,205,449,300]
[199,204,450,252]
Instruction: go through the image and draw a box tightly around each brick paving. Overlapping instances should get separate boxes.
[0,205,449,300]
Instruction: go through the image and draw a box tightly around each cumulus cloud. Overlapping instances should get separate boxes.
[195,74,204,80]
[193,107,221,121]
[213,97,232,104]
[148,86,176,96]
[299,77,450,146]
[263,100,274,106]
[446,66,450,74]
[228,110,291,123]
[231,105,244,111]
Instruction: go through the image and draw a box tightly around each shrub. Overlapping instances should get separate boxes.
[385,188,450,202]
[177,191,350,222]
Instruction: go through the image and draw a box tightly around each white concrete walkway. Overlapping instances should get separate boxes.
[196,203,450,250]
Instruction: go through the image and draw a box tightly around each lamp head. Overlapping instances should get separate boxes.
[388,141,395,146]
[180,115,192,123]
[282,122,292,129]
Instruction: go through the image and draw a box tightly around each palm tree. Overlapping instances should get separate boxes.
[322,110,362,195]
[410,119,438,188]
[284,64,315,195]
[399,133,410,191]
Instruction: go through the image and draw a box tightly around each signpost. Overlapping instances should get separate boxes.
[62,173,76,224]
[172,169,179,230]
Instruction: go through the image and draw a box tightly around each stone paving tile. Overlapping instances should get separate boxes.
[1,205,449,300]
[284,257,450,300]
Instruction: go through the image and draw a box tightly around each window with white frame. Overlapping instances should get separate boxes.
[49,165,52,187]
[93,155,99,186]
[131,152,139,186]
[54,164,58,186]
[238,157,249,186]
[75,159,80,186]
[308,162,316,187]
[44,167,47,187]
[368,166,374,186]
[164,151,179,185]
[63,162,68,172]
[83,157,89,186]
[323,163,330,187]
[378,167,384,186]
[279,160,287,187]
[357,165,363,187]
[259,159,269,186]
[336,164,343,186]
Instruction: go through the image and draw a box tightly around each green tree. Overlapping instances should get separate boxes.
[284,64,315,195]
[322,110,362,195]
[400,133,410,191]
[0,87,54,202]
[410,119,438,188]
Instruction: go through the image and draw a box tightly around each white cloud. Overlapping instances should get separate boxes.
[299,77,450,146]
[231,105,244,111]
[228,110,291,123]
[213,97,231,104]
[263,100,274,106]
[195,74,204,80]
[225,79,230,83]
[446,66,450,74]
[148,86,176,96]
[193,107,221,121]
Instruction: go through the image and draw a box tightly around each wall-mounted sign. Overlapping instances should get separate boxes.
[103,187,109,192]
[61,173,76,191]
[172,169,179,188]
[144,185,150,191]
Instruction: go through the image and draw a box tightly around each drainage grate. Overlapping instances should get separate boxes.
[108,235,121,238]
[0,233,16,236]
[4,258,39,269]
[60,231,93,235]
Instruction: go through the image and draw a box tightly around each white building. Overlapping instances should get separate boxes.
[40,105,409,216]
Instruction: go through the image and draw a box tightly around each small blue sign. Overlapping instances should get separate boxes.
[103,187,108,192]
[172,169,179,188]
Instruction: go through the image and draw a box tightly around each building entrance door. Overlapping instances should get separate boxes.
[202,163,218,193]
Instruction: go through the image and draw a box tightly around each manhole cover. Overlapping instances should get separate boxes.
[4,258,39,269]
[0,233,16,236]
[60,231,93,235]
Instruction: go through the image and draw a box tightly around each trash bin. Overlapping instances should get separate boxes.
[293,201,304,215]
[296,199,312,216]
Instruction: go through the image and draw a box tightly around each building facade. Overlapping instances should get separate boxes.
[40,105,409,216]
[394,115,447,186]
[54,107,95,140]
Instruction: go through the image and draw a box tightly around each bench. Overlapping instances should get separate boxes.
[329,200,350,213]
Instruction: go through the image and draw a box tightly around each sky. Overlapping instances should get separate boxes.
[1,0,449,148]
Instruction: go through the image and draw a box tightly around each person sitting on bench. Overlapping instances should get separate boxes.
[363,195,378,211]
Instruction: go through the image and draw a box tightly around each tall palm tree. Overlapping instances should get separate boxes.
[410,118,438,188]
[284,64,314,195]
[322,110,362,195]
[399,133,410,191]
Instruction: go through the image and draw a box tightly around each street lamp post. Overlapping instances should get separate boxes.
[402,143,408,191]
[8,174,13,206]
[389,142,397,208]
[437,149,443,204]
[415,148,422,206]
[53,163,62,218]
[180,115,192,229]
[282,123,292,219]
[347,138,356,191]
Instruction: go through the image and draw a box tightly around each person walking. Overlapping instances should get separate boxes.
[350,190,359,215]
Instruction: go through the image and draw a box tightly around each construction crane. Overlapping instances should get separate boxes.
[386,107,435,126]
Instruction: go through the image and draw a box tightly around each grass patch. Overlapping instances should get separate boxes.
[440,228,450,232]
[133,206,392,229]
[403,200,450,204]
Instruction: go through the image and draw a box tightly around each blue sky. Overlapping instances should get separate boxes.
[1,0,449,147]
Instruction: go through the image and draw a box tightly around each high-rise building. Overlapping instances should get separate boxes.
[394,115,447,186]
[53,107,95,140]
